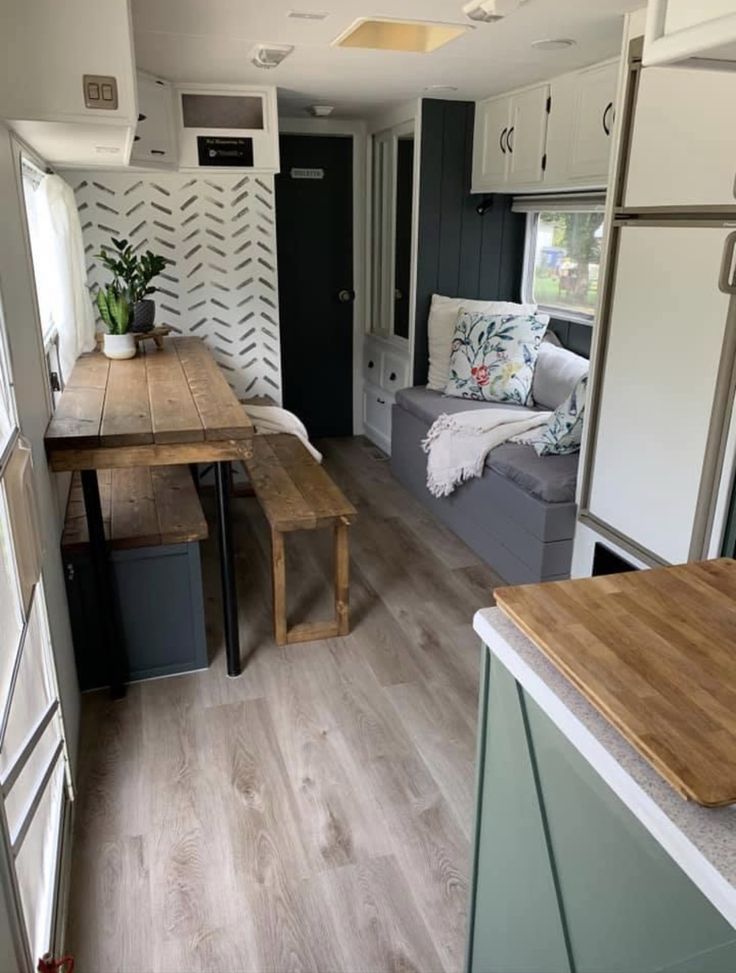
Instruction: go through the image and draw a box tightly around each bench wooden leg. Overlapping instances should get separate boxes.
[271,528,288,646]
[334,519,350,637]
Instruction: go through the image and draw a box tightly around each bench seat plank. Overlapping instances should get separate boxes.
[245,437,319,531]
[62,466,207,552]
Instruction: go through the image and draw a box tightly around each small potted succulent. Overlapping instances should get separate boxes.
[96,238,167,333]
[96,283,136,359]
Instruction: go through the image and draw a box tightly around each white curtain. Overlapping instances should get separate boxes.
[34,175,95,382]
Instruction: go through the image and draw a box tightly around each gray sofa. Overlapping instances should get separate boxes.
[390,387,579,584]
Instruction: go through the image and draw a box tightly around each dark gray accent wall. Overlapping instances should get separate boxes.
[413,99,526,385]
[413,99,592,383]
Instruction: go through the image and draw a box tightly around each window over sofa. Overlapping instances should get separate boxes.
[516,194,606,325]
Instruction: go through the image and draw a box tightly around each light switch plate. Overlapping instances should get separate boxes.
[83,75,119,110]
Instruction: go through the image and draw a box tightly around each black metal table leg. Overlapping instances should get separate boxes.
[80,469,128,698]
[215,461,241,677]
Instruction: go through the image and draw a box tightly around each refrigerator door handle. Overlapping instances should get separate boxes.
[719,231,736,295]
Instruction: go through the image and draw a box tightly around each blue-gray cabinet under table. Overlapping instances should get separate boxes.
[61,467,209,690]
[468,609,736,973]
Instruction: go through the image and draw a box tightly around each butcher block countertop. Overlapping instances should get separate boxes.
[495,559,736,808]
[473,604,736,929]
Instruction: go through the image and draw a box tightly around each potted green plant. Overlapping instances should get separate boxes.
[96,283,136,359]
[96,238,167,333]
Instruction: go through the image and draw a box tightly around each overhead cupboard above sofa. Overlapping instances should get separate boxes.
[472,58,619,195]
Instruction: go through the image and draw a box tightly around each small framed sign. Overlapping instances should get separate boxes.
[197,136,254,167]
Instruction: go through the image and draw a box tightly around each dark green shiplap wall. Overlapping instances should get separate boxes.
[413,99,591,385]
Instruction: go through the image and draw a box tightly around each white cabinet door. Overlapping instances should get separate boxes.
[567,61,618,183]
[588,224,735,564]
[507,85,550,187]
[625,67,736,209]
[472,95,511,192]
[663,0,736,33]
[131,75,177,168]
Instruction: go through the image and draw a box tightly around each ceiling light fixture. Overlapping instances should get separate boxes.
[531,37,576,51]
[424,84,459,92]
[462,0,523,23]
[308,105,334,116]
[250,43,294,69]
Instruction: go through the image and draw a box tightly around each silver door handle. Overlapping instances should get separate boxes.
[719,231,736,294]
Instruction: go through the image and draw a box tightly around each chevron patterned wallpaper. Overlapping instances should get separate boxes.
[69,171,282,403]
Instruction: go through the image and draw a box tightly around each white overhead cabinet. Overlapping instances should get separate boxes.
[624,66,736,209]
[131,75,178,169]
[544,60,618,191]
[472,60,618,194]
[644,0,736,66]
[472,84,549,193]
[0,0,137,167]
[176,85,280,172]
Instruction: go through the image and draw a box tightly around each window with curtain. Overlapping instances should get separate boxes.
[21,157,95,389]
[515,194,606,323]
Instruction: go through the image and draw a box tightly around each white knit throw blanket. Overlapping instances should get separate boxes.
[243,404,323,463]
[422,407,551,498]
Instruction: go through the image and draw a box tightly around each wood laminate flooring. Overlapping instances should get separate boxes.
[66,437,503,973]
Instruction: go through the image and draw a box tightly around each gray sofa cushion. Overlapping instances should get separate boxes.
[394,386,579,504]
[395,386,533,424]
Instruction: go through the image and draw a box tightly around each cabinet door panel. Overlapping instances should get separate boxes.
[568,61,618,182]
[588,224,734,563]
[470,655,570,973]
[472,96,510,191]
[625,67,736,208]
[525,693,736,973]
[507,85,549,187]
[131,75,177,166]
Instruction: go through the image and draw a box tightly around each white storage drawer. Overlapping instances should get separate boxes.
[363,384,393,453]
[381,352,410,394]
[624,67,736,209]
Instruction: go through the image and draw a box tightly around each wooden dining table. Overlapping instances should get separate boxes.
[44,336,254,694]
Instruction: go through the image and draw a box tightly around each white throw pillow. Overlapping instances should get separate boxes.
[531,341,589,411]
[426,294,537,391]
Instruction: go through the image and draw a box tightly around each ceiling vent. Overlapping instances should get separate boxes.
[462,0,523,23]
[288,10,329,19]
[250,44,294,69]
[333,18,469,53]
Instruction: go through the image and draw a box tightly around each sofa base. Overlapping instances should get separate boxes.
[390,405,576,585]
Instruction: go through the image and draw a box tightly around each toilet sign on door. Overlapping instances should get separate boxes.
[290,167,325,179]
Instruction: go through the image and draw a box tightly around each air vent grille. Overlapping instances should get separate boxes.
[288,10,329,19]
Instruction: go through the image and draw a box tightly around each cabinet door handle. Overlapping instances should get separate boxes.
[499,127,508,154]
[719,231,736,294]
[389,372,397,382]
[377,397,386,405]
[507,126,514,153]
[602,102,614,136]
[368,360,375,368]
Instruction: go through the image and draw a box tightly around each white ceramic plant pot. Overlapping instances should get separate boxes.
[103,333,137,360]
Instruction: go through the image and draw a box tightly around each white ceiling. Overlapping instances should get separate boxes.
[131,0,643,118]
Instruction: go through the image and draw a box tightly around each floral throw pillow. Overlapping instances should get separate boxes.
[534,375,588,456]
[445,311,549,405]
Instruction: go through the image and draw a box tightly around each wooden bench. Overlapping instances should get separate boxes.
[243,434,356,645]
[62,466,209,687]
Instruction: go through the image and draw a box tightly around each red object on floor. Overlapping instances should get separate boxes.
[37,954,74,973]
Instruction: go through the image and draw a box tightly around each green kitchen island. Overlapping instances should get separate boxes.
[468,606,736,973]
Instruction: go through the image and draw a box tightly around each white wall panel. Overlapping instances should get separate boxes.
[70,171,282,402]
